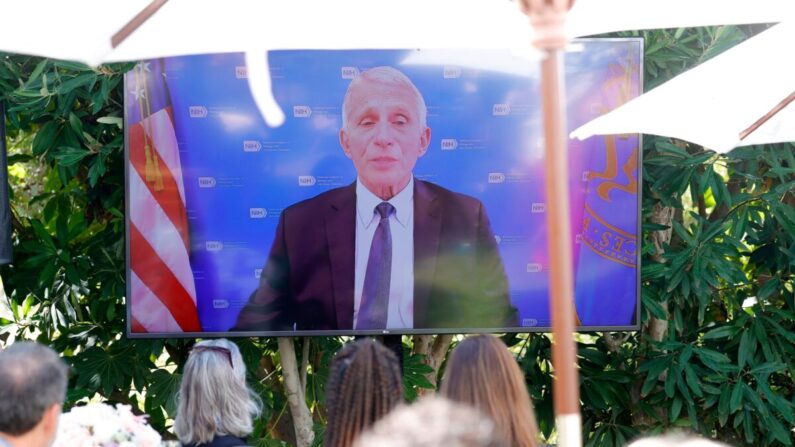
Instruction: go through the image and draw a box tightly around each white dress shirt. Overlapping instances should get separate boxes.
[352,177,414,329]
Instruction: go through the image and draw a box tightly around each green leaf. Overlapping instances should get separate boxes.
[75,346,128,396]
[25,59,49,88]
[53,146,91,166]
[643,293,668,320]
[68,112,84,137]
[87,155,106,187]
[97,116,123,128]
[32,121,59,155]
[670,396,683,421]
[730,382,743,413]
[766,417,793,445]
[718,385,731,425]
[702,325,735,339]
[147,369,182,415]
[738,331,753,369]
[683,364,702,397]
[56,73,96,95]
[742,383,769,417]
[21,295,34,317]
[697,348,730,365]
[672,220,695,246]
[757,277,780,301]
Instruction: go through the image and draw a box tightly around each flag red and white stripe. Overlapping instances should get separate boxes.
[129,106,201,332]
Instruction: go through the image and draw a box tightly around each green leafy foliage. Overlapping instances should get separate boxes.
[519,25,795,447]
[1,23,794,447]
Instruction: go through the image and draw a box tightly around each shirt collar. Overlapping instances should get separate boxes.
[356,177,413,229]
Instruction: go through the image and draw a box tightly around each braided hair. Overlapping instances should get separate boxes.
[323,339,403,447]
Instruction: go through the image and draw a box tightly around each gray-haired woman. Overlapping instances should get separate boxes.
[175,339,262,447]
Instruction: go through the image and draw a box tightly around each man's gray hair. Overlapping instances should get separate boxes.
[174,339,262,445]
[353,396,508,447]
[0,341,68,435]
[627,434,731,447]
[341,66,428,129]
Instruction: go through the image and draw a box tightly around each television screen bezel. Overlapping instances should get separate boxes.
[124,37,644,338]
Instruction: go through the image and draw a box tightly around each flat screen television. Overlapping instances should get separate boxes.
[125,39,642,337]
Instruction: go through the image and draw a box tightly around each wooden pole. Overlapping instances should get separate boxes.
[111,0,169,49]
[519,1,582,446]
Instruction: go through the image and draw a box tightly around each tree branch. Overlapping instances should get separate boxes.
[412,334,453,392]
[278,337,314,447]
[300,337,310,391]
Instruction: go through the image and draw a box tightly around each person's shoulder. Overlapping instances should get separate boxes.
[282,183,355,215]
[180,435,250,447]
[416,179,483,208]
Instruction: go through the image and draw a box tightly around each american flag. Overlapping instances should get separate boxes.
[127,62,201,333]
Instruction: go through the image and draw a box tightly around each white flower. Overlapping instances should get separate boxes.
[53,403,163,447]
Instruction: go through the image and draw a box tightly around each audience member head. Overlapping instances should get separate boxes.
[323,338,403,447]
[0,341,69,447]
[627,434,732,447]
[441,335,540,447]
[174,339,261,445]
[353,396,509,447]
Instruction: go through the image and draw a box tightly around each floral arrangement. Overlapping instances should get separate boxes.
[53,403,162,447]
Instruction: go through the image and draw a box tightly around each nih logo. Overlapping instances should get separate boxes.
[492,104,511,116]
[235,66,248,79]
[526,263,543,273]
[531,203,546,213]
[212,299,229,309]
[243,140,262,152]
[293,106,312,118]
[206,241,224,252]
[189,106,208,118]
[443,66,462,79]
[249,208,267,218]
[198,177,216,188]
[341,66,360,79]
[488,172,505,184]
[440,139,458,151]
[298,175,317,186]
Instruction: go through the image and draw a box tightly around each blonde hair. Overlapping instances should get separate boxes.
[174,339,262,445]
[441,335,540,447]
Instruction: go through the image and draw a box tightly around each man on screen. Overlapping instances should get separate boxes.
[234,66,516,331]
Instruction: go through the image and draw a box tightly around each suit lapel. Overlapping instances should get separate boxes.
[413,180,442,328]
[327,183,357,329]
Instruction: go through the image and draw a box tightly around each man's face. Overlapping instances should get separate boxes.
[340,79,430,199]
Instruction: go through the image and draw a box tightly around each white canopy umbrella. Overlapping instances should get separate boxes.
[571,21,795,152]
[1,0,791,66]
[1,0,793,126]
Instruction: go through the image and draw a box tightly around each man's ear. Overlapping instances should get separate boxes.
[418,126,431,157]
[339,128,352,159]
[40,403,62,441]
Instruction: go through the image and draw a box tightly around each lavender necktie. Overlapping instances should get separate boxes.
[357,202,395,329]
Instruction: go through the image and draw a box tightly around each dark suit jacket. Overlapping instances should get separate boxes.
[234,180,517,331]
